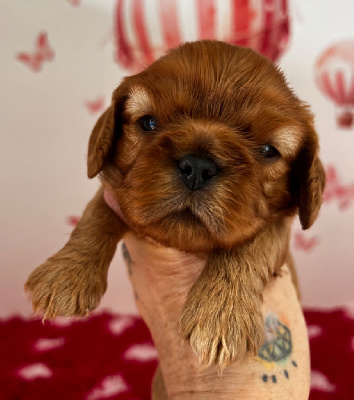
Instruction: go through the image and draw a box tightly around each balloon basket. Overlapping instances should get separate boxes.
[336,109,353,128]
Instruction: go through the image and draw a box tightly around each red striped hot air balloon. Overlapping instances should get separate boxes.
[315,39,354,128]
[114,0,290,73]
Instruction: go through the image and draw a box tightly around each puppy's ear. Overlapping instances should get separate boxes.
[87,107,116,178]
[298,152,325,230]
[292,122,326,230]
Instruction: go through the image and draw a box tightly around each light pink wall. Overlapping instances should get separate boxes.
[0,0,353,318]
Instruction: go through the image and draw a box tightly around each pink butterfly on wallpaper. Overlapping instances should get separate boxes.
[67,216,80,227]
[67,0,81,6]
[323,165,354,210]
[84,97,105,114]
[17,32,54,72]
[294,232,319,252]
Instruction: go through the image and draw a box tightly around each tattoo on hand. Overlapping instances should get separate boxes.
[122,242,139,301]
[257,314,298,383]
[122,242,132,275]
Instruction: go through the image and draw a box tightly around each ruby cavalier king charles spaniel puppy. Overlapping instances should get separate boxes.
[25,41,325,372]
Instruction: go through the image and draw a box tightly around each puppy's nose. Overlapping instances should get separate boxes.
[178,155,219,191]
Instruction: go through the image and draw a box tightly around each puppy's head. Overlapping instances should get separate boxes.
[87,41,325,252]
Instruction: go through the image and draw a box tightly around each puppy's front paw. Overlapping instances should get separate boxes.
[24,252,107,318]
[180,295,265,369]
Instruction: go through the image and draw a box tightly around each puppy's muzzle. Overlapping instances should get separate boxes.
[178,154,219,191]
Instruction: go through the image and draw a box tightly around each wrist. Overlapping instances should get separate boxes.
[120,235,310,399]
[150,269,310,400]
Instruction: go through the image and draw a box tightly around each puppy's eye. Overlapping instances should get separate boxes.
[138,115,158,132]
[260,145,280,159]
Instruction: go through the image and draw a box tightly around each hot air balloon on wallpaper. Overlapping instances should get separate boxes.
[314,39,354,129]
[114,0,290,73]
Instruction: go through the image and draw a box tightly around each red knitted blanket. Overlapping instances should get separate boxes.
[1,310,353,399]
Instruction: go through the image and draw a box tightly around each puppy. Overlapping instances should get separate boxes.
[25,41,324,376]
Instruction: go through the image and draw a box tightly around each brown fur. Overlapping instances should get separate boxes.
[25,187,126,318]
[25,40,325,389]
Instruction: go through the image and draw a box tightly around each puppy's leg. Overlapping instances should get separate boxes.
[180,249,267,369]
[180,219,291,369]
[25,187,126,318]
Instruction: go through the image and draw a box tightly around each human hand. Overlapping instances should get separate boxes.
[105,190,310,400]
